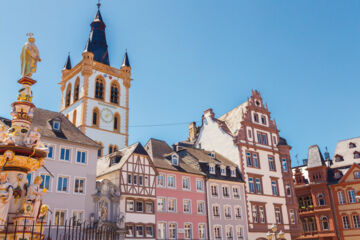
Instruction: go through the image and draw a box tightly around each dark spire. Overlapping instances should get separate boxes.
[84,2,110,65]
[122,51,131,67]
[64,53,72,69]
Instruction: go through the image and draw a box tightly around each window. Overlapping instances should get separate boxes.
[246,152,260,168]
[169,223,177,239]
[167,175,176,188]
[289,209,296,224]
[343,216,350,229]
[168,199,176,212]
[76,150,86,164]
[235,206,241,219]
[249,177,255,193]
[337,191,346,204]
[213,205,220,217]
[95,77,104,100]
[92,108,99,126]
[211,185,218,197]
[220,166,226,176]
[317,193,325,206]
[233,187,240,198]
[145,202,154,213]
[133,175,137,185]
[74,178,85,194]
[182,177,190,190]
[355,171,360,179]
[40,174,51,191]
[196,179,204,192]
[317,216,328,230]
[236,226,243,239]
[110,82,119,104]
[253,205,266,223]
[136,201,143,212]
[275,207,282,224]
[282,158,288,172]
[157,223,166,239]
[97,142,103,157]
[183,199,191,213]
[226,225,233,239]
[52,120,60,131]
[157,174,165,187]
[127,174,132,184]
[184,223,192,239]
[209,165,215,174]
[224,206,231,219]
[335,155,344,162]
[268,156,275,171]
[254,113,259,122]
[197,201,205,214]
[57,176,69,192]
[248,129,252,138]
[261,115,267,125]
[271,180,278,196]
[113,113,120,131]
[74,78,80,102]
[55,210,66,226]
[46,145,54,159]
[126,225,134,237]
[350,142,356,148]
[348,190,356,203]
[72,210,83,226]
[273,136,277,145]
[223,186,230,197]
[352,151,359,159]
[257,132,268,145]
[126,199,134,212]
[214,226,222,239]
[198,224,206,239]
[353,215,360,228]
[139,176,143,186]
[145,225,154,237]
[230,168,236,177]
[135,225,143,237]
[60,147,70,161]
[259,206,266,223]
[171,154,178,166]
[65,84,71,107]
[286,184,291,196]
[255,178,262,194]
[157,198,165,212]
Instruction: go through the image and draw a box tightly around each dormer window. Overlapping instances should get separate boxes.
[209,164,215,174]
[349,142,356,149]
[52,120,61,131]
[220,166,226,176]
[209,152,216,159]
[354,151,360,159]
[171,154,178,166]
[335,154,344,162]
[230,168,236,177]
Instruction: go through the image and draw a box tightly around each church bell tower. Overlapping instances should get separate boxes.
[59,3,132,156]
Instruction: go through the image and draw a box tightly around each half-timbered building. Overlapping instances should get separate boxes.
[97,143,157,239]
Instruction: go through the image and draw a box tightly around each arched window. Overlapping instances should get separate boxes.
[65,84,72,107]
[320,216,329,230]
[92,108,99,127]
[74,77,80,101]
[97,142,103,157]
[110,81,119,104]
[72,110,77,125]
[113,145,118,152]
[95,76,105,100]
[109,144,116,154]
[317,193,325,206]
[114,113,120,131]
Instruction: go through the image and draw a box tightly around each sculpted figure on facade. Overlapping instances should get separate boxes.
[26,176,45,219]
[20,33,41,78]
[0,173,13,229]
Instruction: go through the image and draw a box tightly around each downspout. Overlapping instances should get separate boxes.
[328,185,340,239]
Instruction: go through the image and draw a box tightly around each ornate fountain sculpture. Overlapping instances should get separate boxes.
[0,33,49,239]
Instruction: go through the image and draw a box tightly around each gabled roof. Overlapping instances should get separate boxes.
[339,163,360,184]
[218,101,248,135]
[0,108,99,148]
[332,136,360,169]
[97,142,150,177]
[307,145,325,168]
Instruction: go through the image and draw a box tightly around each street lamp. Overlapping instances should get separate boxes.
[266,224,285,240]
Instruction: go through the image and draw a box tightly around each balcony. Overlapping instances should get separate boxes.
[298,205,314,214]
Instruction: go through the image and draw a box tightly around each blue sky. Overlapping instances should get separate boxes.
[1,0,360,165]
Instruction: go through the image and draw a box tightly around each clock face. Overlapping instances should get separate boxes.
[101,108,113,123]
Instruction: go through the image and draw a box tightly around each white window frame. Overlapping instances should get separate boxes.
[54,208,67,226]
[56,175,70,193]
[182,176,191,191]
[198,223,206,239]
[220,165,226,176]
[214,225,222,239]
[168,222,177,239]
[196,178,204,192]
[168,198,177,213]
[210,184,219,198]
[71,209,84,226]
[234,205,242,219]
[183,199,191,214]
[73,176,86,195]
[197,200,205,215]
[157,222,167,240]
[75,148,88,165]
[224,205,232,219]
[184,222,192,239]
[157,197,166,212]
[38,172,52,192]
[232,186,240,198]
[157,174,165,188]
[167,175,176,189]
[59,146,71,162]
[45,143,55,160]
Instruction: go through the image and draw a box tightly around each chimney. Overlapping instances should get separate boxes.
[188,122,197,142]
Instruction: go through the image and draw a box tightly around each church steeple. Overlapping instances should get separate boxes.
[84,2,110,65]
[122,51,131,67]
[64,53,72,70]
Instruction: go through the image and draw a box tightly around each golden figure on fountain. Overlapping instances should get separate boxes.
[20,33,41,78]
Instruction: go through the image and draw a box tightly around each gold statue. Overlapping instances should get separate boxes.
[20,33,41,77]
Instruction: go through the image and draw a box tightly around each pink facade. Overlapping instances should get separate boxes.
[155,169,208,239]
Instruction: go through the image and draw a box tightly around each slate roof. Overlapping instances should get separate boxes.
[307,145,325,168]
[0,108,99,148]
[97,142,148,177]
[64,54,72,70]
[122,52,131,67]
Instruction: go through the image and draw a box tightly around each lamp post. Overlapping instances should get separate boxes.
[266,224,285,240]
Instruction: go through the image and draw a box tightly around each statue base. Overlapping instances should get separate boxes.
[17,77,37,86]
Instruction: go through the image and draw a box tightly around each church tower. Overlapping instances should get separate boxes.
[59,3,132,156]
